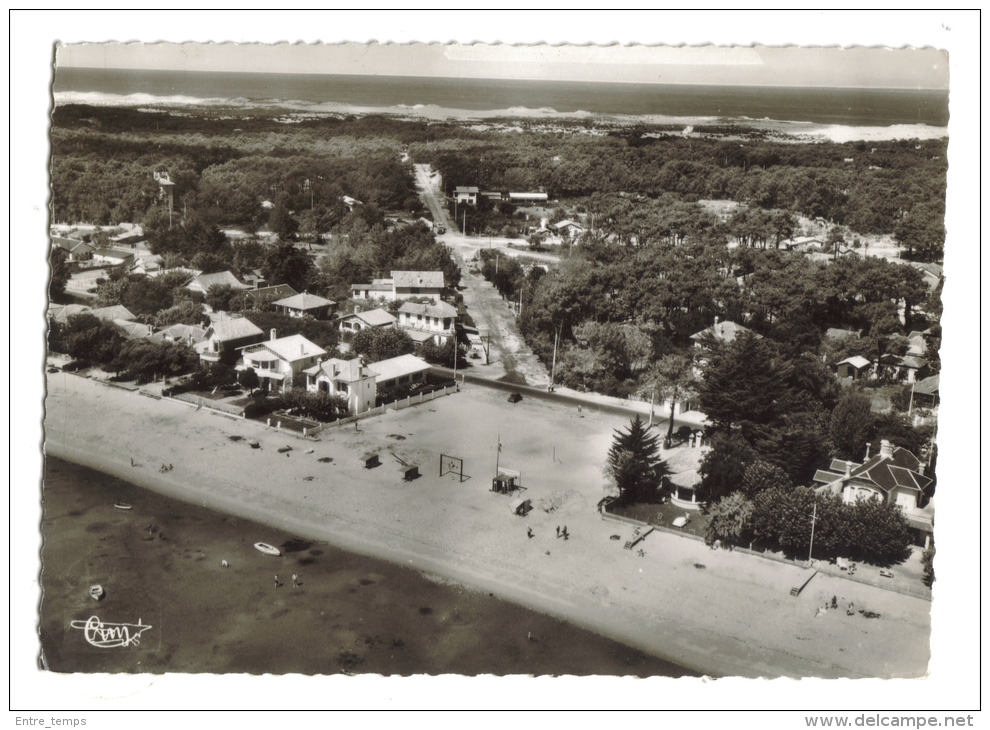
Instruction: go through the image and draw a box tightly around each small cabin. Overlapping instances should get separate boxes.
[361,452,380,469]
[399,464,420,482]
[492,475,516,494]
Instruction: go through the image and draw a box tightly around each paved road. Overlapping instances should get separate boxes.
[413,163,560,264]
[432,366,703,433]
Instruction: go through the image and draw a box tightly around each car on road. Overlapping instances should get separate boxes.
[507,392,522,403]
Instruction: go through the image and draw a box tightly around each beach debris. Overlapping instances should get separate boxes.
[303,476,314,481]
[113,502,132,511]
[305,448,314,454]
[388,434,406,440]
[694,563,706,570]
[228,435,243,442]
[249,441,260,449]
[317,457,332,463]
[859,609,881,619]
[221,560,229,568]
[527,527,534,539]
[610,534,621,541]
[89,584,105,601]
[278,446,293,454]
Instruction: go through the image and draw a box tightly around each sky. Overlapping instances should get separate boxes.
[56,40,949,90]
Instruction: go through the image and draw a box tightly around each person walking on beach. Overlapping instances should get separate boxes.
[556,526,560,538]
[292,574,299,588]
[527,527,534,539]
[275,574,280,588]
[562,526,569,540]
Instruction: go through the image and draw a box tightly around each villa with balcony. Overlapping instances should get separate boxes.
[304,356,378,415]
[238,330,327,393]
[397,300,458,346]
[197,317,266,367]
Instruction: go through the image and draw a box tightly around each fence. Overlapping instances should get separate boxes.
[600,506,932,601]
[168,392,246,418]
[319,383,459,431]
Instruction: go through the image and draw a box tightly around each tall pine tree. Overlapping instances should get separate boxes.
[606,417,670,505]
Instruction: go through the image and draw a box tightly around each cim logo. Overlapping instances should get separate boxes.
[69,616,153,648]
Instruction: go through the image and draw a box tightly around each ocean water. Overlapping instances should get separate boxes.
[54,67,949,127]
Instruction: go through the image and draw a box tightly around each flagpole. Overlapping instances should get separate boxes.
[496,434,501,475]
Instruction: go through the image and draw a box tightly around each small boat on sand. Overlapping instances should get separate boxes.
[89,584,105,601]
[254,542,281,556]
[113,503,133,511]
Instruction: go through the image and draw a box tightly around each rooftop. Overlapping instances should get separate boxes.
[837,355,872,369]
[369,354,431,383]
[191,270,251,291]
[245,284,298,301]
[208,317,265,342]
[690,319,760,344]
[305,357,378,383]
[391,271,445,289]
[274,292,336,311]
[398,300,458,320]
[244,334,327,363]
[345,308,397,327]
[89,305,136,323]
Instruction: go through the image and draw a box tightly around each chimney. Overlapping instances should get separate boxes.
[844,461,853,478]
[917,463,925,477]
[879,439,893,459]
[354,305,359,315]
[864,442,871,460]
[270,328,277,341]
[300,343,305,356]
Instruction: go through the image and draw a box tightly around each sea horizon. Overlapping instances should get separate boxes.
[54,67,950,128]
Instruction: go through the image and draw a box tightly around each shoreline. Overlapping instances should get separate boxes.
[43,373,933,678]
[51,92,949,143]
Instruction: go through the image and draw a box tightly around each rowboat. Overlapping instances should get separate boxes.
[254,542,281,556]
[113,503,132,511]
[89,584,105,601]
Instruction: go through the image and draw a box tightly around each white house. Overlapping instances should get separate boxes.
[454,186,479,206]
[305,356,378,415]
[273,292,336,320]
[349,270,445,303]
[370,354,432,390]
[239,331,327,393]
[337,307,397,336]
[398,300,458,345]
[812,440,934,547]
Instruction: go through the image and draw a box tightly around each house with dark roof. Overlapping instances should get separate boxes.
[52,236,94,262]
[47,303,92,324]
[243,284,298,308]
[877,353,927,384]
[304,356,378,414]
[197,316,266,367]
[813,440,934,547]
[912,374,940,409]
[239,331,327,393]
[274,291,336,320]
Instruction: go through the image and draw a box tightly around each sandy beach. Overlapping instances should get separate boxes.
[43,372,932,678]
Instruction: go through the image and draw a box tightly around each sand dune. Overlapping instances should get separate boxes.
[43,372,932,678]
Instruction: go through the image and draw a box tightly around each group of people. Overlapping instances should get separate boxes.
[159,463,173,473]
[274,574,301,589]
[556,526,569,540]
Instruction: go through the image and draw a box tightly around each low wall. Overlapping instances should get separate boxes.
[320,383,458,431]
[167,392,246,418]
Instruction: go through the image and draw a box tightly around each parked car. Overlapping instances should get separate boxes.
[507,392,522,403]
